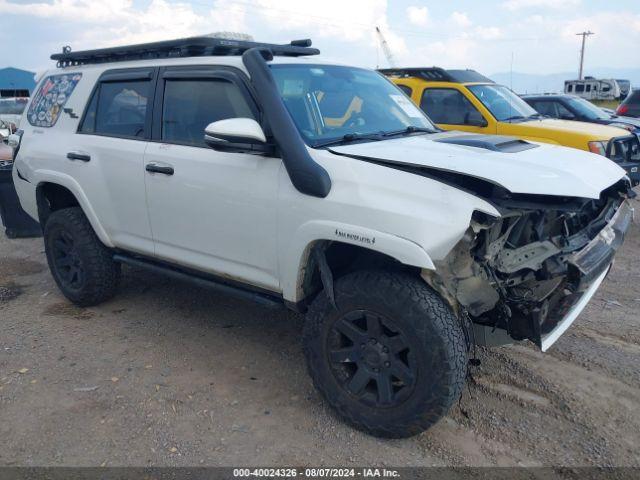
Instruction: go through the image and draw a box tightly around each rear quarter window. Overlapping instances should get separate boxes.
[27,73,82,127]
[397,84,413,97]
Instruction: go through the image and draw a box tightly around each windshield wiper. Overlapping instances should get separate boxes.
[527,113,546,119]
[381,125,437,137]
[312,125,436,148]
[503,115,526,122]
[312,132,385,148]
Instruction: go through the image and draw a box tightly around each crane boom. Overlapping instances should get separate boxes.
[375,26,396,68]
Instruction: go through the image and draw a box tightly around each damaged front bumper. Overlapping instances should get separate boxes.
[535,199,633,351]
[437,194,635,352]
[427,180,635,352]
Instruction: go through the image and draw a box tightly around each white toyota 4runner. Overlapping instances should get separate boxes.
[10,37,634,438]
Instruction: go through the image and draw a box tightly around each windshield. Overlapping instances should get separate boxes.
[270,64,435,147]
[0,98,28,115]
[566,97,610,120]
[467,84,538,121]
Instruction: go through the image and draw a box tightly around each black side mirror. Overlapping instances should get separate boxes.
[465,110,488,127]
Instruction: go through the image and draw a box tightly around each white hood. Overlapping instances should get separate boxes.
[329,134,627,199]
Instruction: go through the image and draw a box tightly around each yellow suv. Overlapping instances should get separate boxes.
[381,67,637,161]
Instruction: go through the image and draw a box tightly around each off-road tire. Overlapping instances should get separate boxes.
[44,207,120,307]
[303,270,467,438]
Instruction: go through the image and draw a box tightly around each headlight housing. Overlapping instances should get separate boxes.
[588,141,607,156]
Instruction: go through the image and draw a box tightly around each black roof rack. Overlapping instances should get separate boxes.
[378,67,494,84]
[51,36,319,68]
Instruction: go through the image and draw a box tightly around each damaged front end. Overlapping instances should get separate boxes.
[426,180,635,351]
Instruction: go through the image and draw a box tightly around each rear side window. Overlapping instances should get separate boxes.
[80,79,150,138]
[529,101,556,117]
[161,79,255,146]
[397,84,413,97]
[420,88,480,125]
[556,102,575,119]
[27,73,82,127]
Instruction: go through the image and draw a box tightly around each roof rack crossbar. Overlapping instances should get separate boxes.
[378,67,453,82]
[378,67,495,84]
[51,36,319,67]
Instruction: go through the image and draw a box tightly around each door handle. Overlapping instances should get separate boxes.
[145,163,174,175]
[67,151,91,162]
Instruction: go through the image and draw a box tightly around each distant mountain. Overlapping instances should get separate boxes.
[490,68,640,95]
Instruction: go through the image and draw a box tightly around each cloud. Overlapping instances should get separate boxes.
[406,6,429,27]
[450,11,472,28]
[503,0,580,11]
[2,0,639,78]
[0,0,136,22]
[475,26,503,40]
[248,0,387,42]
[0,0,240,48]
[404,36,475,69]
[0,0,408,70]
[562,12,640,43]
[250,0,407,58]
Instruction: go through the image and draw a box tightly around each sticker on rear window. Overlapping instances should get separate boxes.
[389,94,424,118]
[27,73,82,128]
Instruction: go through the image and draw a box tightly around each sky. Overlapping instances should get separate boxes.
[1,0,639,77]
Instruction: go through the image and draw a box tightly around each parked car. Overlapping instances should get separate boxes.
[381,68,639,182]
[617,90,640,118]
[522,94,640,185]
[0,97,28,126]
[0,134,41,238]
[12,37,634,438]
[523,94,640,133]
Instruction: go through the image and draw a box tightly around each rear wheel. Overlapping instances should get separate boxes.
[44,207,120,307]
[303,270,467,438]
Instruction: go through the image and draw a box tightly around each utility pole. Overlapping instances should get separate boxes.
[576,31,594,80]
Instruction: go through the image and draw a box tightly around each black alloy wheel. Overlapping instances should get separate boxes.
[328,310,417,409]
[50,229,85,291]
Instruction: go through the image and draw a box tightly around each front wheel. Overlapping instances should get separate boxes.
[303,270,467,438]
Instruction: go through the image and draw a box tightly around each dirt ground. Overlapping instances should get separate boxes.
[1,195,639,468]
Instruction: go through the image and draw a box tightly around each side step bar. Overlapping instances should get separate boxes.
[113,253,283,309]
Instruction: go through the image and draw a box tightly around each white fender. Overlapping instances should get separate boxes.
[32,169,114,247]
[281,220,435,302]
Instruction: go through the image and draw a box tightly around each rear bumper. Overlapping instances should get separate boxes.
[539,199,633,351]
